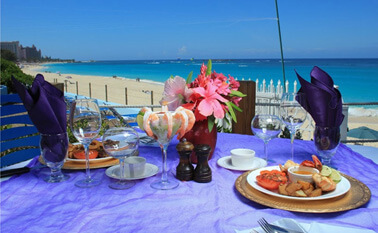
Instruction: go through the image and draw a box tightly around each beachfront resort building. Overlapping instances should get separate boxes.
[1,41,41,61]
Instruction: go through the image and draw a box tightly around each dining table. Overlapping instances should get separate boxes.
[1,133,377,233]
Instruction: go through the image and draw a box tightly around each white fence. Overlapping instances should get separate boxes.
[253,79,348,141]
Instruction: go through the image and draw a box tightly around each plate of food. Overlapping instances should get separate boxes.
[246,156,351,201]
[67,140,113,163]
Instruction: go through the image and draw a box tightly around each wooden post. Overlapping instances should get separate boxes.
[105,85,108,102]
[150,91,154,111]
[89,83,92,98]
[64,80,68,92]
[232,80,256,135]
[76,81,79,95]
[125,87,128,105]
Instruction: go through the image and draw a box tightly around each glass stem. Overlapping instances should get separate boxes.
[264,141,268,163]
[84,143,92,181]
[290,129,295,161]
[119,158,125,181]
[160,144,168,183]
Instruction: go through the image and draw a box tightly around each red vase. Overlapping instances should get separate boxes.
[183,118,217,164]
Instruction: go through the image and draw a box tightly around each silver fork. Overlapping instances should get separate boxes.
[257,218,273,233]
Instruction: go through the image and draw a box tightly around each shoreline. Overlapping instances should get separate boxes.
[21,63,378,148]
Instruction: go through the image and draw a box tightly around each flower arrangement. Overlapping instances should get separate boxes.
[160,60,246,132]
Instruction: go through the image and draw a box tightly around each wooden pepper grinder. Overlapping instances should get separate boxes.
[194,144,212,183]
[176,138,194,181]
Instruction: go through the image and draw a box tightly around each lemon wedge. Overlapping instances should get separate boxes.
[330,168,342,183]
[136,113,144,130]
[320,165,332,177]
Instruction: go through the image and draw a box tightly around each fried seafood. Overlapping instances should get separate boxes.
[279,160,299,173]
[68,140,108,159]
[312,173,336,192]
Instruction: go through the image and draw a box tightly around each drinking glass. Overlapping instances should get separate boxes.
[102,127,139,190]
[280,92,307,162]
[314,125,340,166]
[40,133,70,183]
[70,98,102,188]
[144,111,182,190]
[251,114,281,164]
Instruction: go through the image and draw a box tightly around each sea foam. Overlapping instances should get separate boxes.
[349,107,378,117]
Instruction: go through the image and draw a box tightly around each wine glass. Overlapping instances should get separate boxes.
[314,125,340,166]
[70,98,102,188]
[144,110,182,190]
[251,114,281,164]
[40,133,70,183]
[280,92,307,162]
[102,127,139,189]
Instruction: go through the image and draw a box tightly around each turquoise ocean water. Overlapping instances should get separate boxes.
[43,59,378,105]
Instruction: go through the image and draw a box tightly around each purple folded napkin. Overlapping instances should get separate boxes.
[11,74,67,134]
[296,66,344,127]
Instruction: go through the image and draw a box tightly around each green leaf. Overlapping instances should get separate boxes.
[225,101,237,123]
[206,59,212,76]
[208,116,215,132]
[170,75,174,79]
[230,90,247,97]
[186,71,193,84]
[229,101,242,112]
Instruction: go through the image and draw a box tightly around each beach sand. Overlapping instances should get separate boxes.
[21,63,378,148]
[21,63,165,107]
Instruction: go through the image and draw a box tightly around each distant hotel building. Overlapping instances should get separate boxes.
[1,41,42,60]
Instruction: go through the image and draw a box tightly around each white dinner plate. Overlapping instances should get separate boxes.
[66,156,113,163]
[217,156,267,171]
[247,166,351,201]
[105,163,159,180]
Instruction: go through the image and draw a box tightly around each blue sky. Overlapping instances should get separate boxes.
[1,0,378,61]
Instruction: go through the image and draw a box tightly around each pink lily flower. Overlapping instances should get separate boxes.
[160,76,192,111]
[192,82,229,119]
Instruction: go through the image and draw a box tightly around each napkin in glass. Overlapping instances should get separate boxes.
[296,66,344,127]
[12,74,68,163]
[11,74,67,134]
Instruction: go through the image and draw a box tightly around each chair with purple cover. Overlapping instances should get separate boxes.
[0,94,41,168]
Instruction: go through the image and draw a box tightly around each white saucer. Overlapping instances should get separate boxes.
[217,156,267,171]
[105,163,159,180]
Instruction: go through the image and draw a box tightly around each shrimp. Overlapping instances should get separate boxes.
[312,173,336,192]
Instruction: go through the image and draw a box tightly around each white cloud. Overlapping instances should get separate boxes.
[178,46,187,55]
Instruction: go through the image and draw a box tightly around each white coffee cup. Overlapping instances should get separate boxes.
[230,148,255,168]
[125,156,146,178]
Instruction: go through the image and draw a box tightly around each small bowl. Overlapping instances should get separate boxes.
[230,148,255,168]
[125,156,146,178]
[288,166,319,183]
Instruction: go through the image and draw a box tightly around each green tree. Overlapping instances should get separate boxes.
[1,50,17,62]
[1,59,34,93]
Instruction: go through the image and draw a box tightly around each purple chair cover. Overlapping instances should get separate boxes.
[1,133,377,232]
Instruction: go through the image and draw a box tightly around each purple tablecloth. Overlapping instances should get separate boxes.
[1,133,377,232]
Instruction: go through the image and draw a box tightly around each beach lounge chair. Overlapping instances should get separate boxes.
[1,94,41,168]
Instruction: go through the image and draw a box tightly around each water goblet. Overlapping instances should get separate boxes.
[70,98,102,188]
[251,114,281,164]
[314,125,340,166]
[40,133,70,183]
[102,127,139,189]
[280,92,307,162]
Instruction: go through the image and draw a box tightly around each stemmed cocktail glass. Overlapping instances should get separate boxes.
[102,127,139,189]
[280,92,307,162]
[139,106,195,190]
[251,114,281,165]
[70,99,102,188]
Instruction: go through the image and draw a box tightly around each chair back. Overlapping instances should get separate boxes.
[1,94,41,168]
[232,80,256,135]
